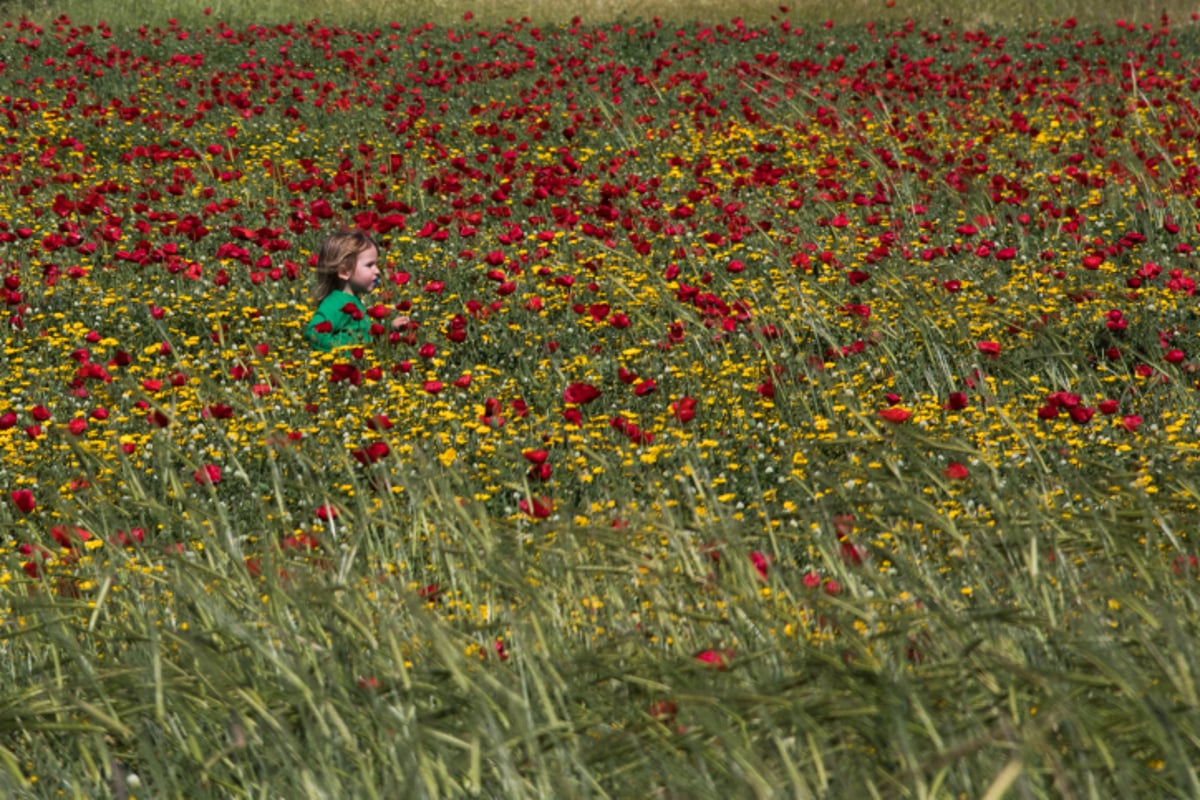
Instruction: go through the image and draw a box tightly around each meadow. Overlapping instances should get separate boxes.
[2,5,1200,798]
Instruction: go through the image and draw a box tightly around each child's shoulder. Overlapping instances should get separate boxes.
[317,289,363,312]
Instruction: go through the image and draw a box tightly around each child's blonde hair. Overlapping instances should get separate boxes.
[311,228,378,303]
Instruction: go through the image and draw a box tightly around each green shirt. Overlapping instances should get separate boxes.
[304,290,371,351]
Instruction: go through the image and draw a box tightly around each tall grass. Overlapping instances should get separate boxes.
[0,5,1199,799]
[0,0,1193,29]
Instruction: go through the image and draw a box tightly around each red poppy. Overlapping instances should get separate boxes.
[943,462,970,480]
[670,396,697,423]
[1068,406,1094,424]
[352,441,390,464]
[10,489,34,514]
[633,378,657,397]
[518,496,553,519]
[563,382,601,405]
[839,539,867,565]
[280,533,321,551]
[110,528,146,547]
[522,449,549,465]
[367,413,393,431]
[205,403,234,419]
[877,407,911,423]
[694,649,734,669]
[329,363,362,385]
[194,464,222,485]
[610,417,654,445]
[524,461,550,481]
[976,340,1001,357]
[51,525,92,550]
[749,551,769,580]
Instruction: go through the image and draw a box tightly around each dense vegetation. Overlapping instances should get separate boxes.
[1,8,1200,797]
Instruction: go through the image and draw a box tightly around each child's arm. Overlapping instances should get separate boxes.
[305,316,362,350]
[305,298,371,351]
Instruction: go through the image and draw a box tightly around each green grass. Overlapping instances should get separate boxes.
[0,0,1193,29]
[0,6,1200,799]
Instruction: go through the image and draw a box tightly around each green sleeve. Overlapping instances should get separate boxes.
[304,293,371,351]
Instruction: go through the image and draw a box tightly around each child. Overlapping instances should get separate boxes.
[304,228,408,351]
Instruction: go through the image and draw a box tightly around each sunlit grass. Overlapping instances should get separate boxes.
[0,7,1199,798]
[0,0,1194,29]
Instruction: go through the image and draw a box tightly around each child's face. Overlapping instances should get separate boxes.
[339,245,380,297]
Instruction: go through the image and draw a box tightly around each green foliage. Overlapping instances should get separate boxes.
[0,8,1200,799]
[0,0,1193,30]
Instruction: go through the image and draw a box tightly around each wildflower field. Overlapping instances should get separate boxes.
[4,7,1200,797]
